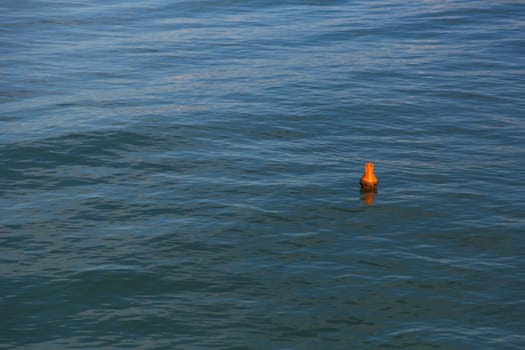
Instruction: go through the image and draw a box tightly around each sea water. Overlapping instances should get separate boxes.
[1,0,524,348]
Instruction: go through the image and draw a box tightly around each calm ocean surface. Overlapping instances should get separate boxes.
[1,0,524,348]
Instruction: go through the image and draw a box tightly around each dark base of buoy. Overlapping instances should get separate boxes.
[360,183,378,192]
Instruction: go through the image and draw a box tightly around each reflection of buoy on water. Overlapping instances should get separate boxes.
[361,190,375,206]
[360,162,378,205]
[360,162,378,190]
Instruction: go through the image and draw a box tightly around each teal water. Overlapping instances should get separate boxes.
[1,0,524,348]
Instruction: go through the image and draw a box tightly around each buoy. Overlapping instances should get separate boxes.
[360,162,378,191]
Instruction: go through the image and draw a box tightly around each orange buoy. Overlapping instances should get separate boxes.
[360,162,378,191]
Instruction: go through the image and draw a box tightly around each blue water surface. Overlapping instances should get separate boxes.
[1,0,524,348]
